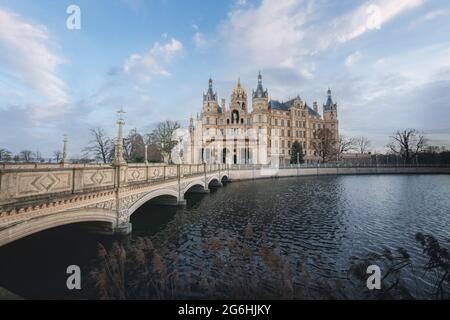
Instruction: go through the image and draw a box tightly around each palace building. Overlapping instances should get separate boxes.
[185,73,339,165]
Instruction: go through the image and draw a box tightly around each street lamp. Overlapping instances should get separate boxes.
[179,136,184,164]
[144,144,148,164]
[161,142,166,164]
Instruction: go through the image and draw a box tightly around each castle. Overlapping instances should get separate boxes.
[185,73,339,165]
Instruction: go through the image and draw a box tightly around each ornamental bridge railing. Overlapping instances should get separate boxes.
[0,163,227,210]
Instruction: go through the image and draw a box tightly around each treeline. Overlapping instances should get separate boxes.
[82,120,180,164]
[290,128,449,164]
[0,120,180,164]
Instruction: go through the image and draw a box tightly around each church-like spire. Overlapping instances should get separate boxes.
[253,71,268,99]
[323,87,336,111]
[204,77,217,102]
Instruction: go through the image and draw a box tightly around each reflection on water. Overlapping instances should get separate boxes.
[0,175,449,299]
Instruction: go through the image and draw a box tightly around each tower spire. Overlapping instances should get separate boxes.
[253,71,268,99]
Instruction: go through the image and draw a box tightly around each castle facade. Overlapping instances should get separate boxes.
[185,73,339,165]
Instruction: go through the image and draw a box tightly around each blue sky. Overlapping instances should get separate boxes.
[1,0,450,157]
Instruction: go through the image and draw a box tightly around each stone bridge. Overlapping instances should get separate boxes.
[1,162,449,247]
[0,163,229,246]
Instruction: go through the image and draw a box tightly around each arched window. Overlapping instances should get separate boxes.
[232,110,239,124]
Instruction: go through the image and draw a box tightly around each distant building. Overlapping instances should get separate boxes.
[185,73,339,165]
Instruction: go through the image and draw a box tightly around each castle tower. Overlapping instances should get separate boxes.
[252,71,269,111]
[203,77,219,113]
[323,88,339,141]
[230,78,248,124]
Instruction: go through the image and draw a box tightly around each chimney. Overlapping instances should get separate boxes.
[221,98,226,111]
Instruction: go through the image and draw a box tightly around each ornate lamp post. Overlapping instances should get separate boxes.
[113,108,127,166]
[61,134,69,165]
[161,142,166,164]
[144,144,148,164]
[179,136,184,164]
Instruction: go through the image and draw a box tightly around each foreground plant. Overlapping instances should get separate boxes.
[89,230,449,300]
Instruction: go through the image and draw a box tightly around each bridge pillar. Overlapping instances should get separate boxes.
[114,222,132,236]
[187,188,210,194]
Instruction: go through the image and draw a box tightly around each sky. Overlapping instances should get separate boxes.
[0,0,450,158]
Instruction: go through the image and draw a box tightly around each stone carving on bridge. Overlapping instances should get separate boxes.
[150,167,164,180]
[85,199,116,211]
[14,171,72,198]
[83,169,114,188]
[126,168,146,183]
[117,192,148,224]
[166,166,178,178]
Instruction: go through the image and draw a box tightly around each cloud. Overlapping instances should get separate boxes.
[0,8,68,120]
[193,32,209,49]
[410,8,449,27]
[221,0,425,70]
[123,38,183,81]
[345,51,363,67]
[332,0,424,45]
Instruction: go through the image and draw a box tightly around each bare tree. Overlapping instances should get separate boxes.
[355,136,371,154]
[152,121,181,163]
[144,133,163,163]
[338,135,357,159]
[20,150,34,162]
[0,148,12,162]
[387,129,426,163]
[83,128,113,164]
[123,128,145,162]
[54,150,62,163]
[314,128,338,163]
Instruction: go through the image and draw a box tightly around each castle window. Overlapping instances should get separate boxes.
[287,120,290,127]
[206,117,210,125]
[281,120,284,126]
[281,129,284,136]
[227,119,230,124]
[258,115,262,123]
[241,118,244,124]
[288,130,290,137]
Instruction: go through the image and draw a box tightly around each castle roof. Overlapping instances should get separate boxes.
[253,72,268,99]
[269,99,321,117]
[204,77,217,101]
[323,88,337,111]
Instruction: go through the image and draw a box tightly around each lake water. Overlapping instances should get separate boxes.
[0,174,449,299]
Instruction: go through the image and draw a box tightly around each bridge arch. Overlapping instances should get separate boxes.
[220,173,229,183]
[207,175,221,188]
[128,188,180,217]
[0,209,116,247]
[183,180,206,194]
